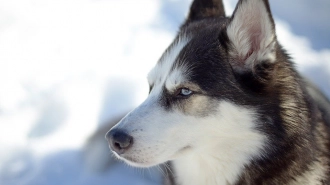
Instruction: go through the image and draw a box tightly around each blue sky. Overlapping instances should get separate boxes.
[269,0,330,50]
[0,0,329,185]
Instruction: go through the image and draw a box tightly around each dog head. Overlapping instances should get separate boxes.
[106,0,280,168]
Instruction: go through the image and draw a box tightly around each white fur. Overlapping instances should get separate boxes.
[227,0,276,71]
[165,66,190,93]
[172,101,266,185]
[148,35,190,90]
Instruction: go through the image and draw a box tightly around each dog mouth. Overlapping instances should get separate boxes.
[111,151,142,166]
[117,154,160,167]
[112,145,193,168]
[119,155,140,164]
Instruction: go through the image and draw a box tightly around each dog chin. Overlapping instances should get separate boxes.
[124,159,157,168]
[115,154,162,168]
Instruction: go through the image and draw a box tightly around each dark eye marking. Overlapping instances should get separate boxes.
[149,84,154,94]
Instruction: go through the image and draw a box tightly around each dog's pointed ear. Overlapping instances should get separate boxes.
[226,0,276,72]
[186,0,226,22]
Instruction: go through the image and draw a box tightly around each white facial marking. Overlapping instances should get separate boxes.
[165,66,190,93]
[173,101,266,185]
[148,35,190,92]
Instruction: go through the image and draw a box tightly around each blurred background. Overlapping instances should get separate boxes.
[0,0,329,184]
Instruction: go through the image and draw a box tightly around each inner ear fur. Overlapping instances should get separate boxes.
[226,0,277,73]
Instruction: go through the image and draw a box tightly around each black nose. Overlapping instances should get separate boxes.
[106,129,133,154]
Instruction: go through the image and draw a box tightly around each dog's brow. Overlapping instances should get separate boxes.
[165,67,189,92]
[147,35,190,87]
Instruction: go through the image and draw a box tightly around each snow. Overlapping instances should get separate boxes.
[0,0,329,185]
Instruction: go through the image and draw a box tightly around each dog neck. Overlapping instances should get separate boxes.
[171,137,264,185]
[171,152,242,185]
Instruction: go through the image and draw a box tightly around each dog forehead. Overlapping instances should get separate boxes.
[148,20,231,94]
[148,35,191,88]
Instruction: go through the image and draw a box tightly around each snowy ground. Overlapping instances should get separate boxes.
[0,0,329,185]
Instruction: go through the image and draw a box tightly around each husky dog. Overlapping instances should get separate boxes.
[106,0,330,184]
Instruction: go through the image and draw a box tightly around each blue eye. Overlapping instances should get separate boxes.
[179,88,192,96]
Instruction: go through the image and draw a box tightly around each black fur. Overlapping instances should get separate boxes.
[185,0,226,24]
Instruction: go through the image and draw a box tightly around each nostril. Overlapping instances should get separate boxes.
[106,129,133,154]
[113,134,133,149]
[114,142,121,149]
